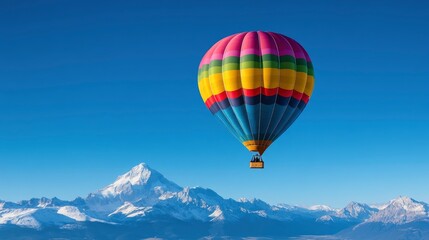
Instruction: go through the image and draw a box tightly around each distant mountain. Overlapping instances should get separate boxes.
[367,196,429,224]
[336,202,378,220]
[338,196,429,240]
[1,163,428,240]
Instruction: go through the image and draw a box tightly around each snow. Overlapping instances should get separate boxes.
[308,205,334,212]
[158,191,176,200]
[1,163,429,231]
[57,206,88,221]
[109,202,152,218]
[0,208,38,227]
[209,206,224,221]
[336,202,378,220]
[367,196,429,224]
[100,163,152,197]
[317,215,334,222]
[85,162,182,212]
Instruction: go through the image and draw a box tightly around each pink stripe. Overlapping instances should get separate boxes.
[241,32,260,57]
[278,48,295,56]
[199,31,312,68]
[199,57,211,67]
[282,35,306,59]
[240,48,261,56]
[302,48,312,63]
[258,31,277,55]
[198,35,235,68]
[268,32,295,57]
[199,44,218,67]
[260,48,278,55]
[223,33,247,58]
[282,35,311,62]
[223,50,241,58]
[210,53,224,60]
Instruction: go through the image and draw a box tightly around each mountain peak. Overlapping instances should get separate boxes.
[368,196,429,224]
[86,162,182,212]
[125,163,152,185]
[98,163,155,197]
[308,205,334,212]
[336,201,378,220]
[390,196,418,207]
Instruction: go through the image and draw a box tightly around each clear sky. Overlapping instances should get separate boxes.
[0,0,428,208]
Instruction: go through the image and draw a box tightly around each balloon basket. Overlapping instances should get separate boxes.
[250,161,264,169]
[250,154,264,169]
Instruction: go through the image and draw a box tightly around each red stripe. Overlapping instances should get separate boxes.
[242,87,280,96]
[301,93,310,103]
[261,88,277,96]
[204,88,310,107]
[226,89,242,98]
[243,88,260,97]
[292,91,303,100]
[215,91,228,102]
[205,96,216,108]
[278,89,293,97]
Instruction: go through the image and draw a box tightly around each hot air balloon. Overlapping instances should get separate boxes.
[197,31,314,169]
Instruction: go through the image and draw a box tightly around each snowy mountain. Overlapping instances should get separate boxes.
[367,196,429,224]
[336,202,379,220]
[337,197,429,240]
[86,163,182,213]
[1,163,428,240]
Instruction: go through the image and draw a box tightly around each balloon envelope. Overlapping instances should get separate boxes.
[198,31,314,155]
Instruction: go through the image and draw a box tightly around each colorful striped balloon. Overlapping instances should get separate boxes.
[197,31,314,156]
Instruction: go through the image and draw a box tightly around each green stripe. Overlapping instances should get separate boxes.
[208,66,222,75]
[240,61,260,69]
[240,54,261,62]
[198,54,314,81]
[223,56,240,64]
[222,63,239,71]
[209,60,222,67]
[280,62,296,69]
[280,55,295,63]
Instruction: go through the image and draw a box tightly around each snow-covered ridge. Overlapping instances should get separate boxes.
[367,196,429,224]
[308,205,336,212]
[335,202,378,220]
[1,163,428,230]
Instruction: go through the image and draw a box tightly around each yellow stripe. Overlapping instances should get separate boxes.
[304,75,315,96]
[262,68,280,89]
[198,78,212,101]
[240,68,262,89]
[279,69,296,90]
[223,70,242,91]
[198,68,314,101]
[293,72,308,93]
[208,73,225,95]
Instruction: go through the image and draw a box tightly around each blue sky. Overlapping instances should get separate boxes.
[0,0,428,208]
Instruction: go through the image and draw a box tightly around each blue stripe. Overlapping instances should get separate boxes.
[267,106,297,141]
[221,107,247,140]
[272,104,307,142]
[211,97,308,144]
[231,105,253,139]
[209,95,307,114]
[213,111,246,142]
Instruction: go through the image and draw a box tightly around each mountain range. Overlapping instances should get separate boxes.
[1,163,428,240]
